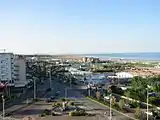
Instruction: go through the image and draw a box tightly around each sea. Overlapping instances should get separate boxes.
[81,52,160,61]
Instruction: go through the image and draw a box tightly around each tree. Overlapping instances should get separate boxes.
[96,91,101,100]
[135,107,141,119]
[118,99,125,110]
[124,91,130,102]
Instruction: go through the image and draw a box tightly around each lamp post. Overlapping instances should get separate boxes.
[2,95,5,119]
[34,78,36,99]
[49,68,52,89]
[147,87,149,120]
[146,85,152,120]
[109,93,112,120]
[87,85,91,96]
[65,88,68,99]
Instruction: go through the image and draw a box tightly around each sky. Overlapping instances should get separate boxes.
[0,0,160,54]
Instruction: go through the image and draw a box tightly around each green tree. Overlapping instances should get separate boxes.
[96,91,101,100]
[135,107,141,119]
[118,99,125,110]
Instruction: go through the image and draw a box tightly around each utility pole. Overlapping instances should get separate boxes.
[49,68,52,89]
[34,78,36,99]
[2,95,5,119]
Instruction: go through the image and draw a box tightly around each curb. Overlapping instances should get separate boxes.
[86,97,138,120]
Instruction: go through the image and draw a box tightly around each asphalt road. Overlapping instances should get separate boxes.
[0,80,51,113]
[11,79,135,120]
[11,79,73,119]
[82,98,134,120]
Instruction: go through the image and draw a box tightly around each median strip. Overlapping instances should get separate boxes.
[86,96,138,120]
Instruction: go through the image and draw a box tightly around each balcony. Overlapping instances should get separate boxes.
[14,69,19,72]
[14,65,19,67]
[14,74,19,76]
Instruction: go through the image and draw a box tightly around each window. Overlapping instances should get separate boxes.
[1,70,5,74]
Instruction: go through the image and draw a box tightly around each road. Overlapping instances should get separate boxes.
[0,80,51,115]
[11,79,70,119]
[11,79,135,120]
[82,98,135,120]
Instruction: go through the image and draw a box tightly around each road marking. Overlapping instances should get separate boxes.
[86,97,137,120]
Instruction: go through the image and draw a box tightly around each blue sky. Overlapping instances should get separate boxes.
[0,0,160,54]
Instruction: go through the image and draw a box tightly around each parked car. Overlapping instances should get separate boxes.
[46,96,55,102]
[55,91,60,96]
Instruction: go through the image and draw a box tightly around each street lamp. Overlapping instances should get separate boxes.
[65,88,68,99]
[2,95,5,119]
[87,84,91,96]
[33,77,36,99]
[109,93,112,120]
[49,68,52,89]
[147,85,152,120]
[147,87,149,120]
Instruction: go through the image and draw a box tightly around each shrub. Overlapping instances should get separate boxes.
[43,109,51,115]
[69,111,79,116]
[134,107,141,119]
[69,110,87,116]
[40,113,46,117]
[61,98,66,102]
[54,102,62,107]
[69,102,74,106]
[129,102,139,108]
[113,103,121,111]
[33,98,40,102]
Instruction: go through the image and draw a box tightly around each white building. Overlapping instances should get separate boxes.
[0,53,16,86]
[116,72,133,79]
[14,55,27,87]
[0,53,27,87]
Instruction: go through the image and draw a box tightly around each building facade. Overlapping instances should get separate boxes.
[0,53,26,87]
[14,55,27,87]
[0,53,16,86]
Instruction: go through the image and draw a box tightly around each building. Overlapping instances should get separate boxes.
[82,57,100,63]
[0,53,27,88]
[107,72,134,84]
[82,57,88,63]
[0,53,16,86]
[14,55,27,87]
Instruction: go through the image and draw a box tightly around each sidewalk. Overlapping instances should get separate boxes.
[0,90,47,116]
[0,99,33,116]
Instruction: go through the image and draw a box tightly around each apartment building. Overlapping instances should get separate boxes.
[14,55,27,87]
[0,53,15,86]
[0,53,27,87]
